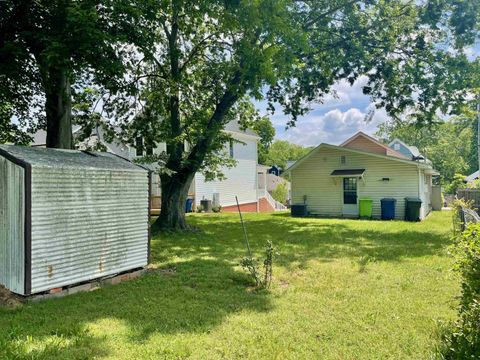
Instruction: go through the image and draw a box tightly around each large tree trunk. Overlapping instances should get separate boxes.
[154,171,195,231]
[44,66,73,149]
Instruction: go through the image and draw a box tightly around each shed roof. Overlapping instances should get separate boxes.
[0,145,146,172]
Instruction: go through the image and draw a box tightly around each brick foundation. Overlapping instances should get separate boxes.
[222,201,259,212]
[221,197,275,213]
[259,197,275,212]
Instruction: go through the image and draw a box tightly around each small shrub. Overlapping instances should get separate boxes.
[196,205,203,213]
[240,240,278,289]
[439,222,480,359]
[439,299,480,359]
[212,205,222,213]
[272,181,288,204]
[445,173,467,194]
[355,255,376,273]
[451,199,474,235]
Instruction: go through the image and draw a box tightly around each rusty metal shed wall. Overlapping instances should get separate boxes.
[30,167,149,294]
[0,157,25,294]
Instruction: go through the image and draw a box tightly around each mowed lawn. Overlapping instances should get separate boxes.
[0,211,459,359]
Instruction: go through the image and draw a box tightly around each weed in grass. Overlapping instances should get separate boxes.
[354,255,376,273]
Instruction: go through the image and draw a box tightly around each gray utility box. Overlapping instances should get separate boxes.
[291,204,308,217]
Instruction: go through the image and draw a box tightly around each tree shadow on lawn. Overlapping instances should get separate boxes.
[0,259,271,360]
[151,213,452,272]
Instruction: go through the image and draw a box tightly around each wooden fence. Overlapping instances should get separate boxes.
[457,189,480,211]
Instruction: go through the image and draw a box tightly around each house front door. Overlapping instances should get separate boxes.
[342,177,358,217]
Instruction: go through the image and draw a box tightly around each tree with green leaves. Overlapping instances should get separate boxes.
[375,115,477,184]
[251,116,276,165]
[124,0,479,230]
[0,0,153,148]
[263,140,312,171]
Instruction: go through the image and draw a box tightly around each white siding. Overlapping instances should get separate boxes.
[194,136,258,207]
[291,147,421,220]
[0,157,25,294]
[30,167,149,294]
[419,171,433,219]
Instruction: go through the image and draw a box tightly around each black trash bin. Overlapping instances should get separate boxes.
[405,197,422,221]
[381,198,397,220]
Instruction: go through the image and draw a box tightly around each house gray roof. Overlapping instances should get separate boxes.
[466,170,479,182]
[0,145,145,172]
[224,121,260,138]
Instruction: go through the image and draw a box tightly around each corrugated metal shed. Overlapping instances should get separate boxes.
[0,145,149,296]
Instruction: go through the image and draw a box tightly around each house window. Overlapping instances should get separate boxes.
[135,137,143,156]
[393,143,400,151]
[343,177,357,204]
[341,155,346,164]
[229,139,234,158]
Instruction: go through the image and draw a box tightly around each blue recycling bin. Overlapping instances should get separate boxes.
[381,198,397,220]
[185,198,193,213]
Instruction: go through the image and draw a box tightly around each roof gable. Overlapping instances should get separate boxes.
[340,132,408,159]
[286,143,430,173]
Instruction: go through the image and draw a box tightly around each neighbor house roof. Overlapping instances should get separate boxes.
[466,170,479,182]
[224,120,261,140]
[340,131,409,160]
[388,138,422,158]
[286,142,437,174]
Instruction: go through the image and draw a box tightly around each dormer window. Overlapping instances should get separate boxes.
[393,143,400,151]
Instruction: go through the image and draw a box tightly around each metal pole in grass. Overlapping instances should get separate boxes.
[236,195,253,258]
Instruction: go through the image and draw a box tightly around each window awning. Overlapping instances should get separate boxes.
[330,169,365,177]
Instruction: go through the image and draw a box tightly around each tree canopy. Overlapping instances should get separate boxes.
[262,140,312,171]
[375,115,477,184]
[0,0,153,147]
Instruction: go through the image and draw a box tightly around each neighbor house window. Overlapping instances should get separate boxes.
[393,143,400,150]
[229,139,234,158]
[135,137,143,156]
[343,177,357,204]
[341,155,346,164]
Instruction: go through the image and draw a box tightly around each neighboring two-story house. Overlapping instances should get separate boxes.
[32,121,285,213]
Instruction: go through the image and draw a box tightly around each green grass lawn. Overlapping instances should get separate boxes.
[0,211,459,359]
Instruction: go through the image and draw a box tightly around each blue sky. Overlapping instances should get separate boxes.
[258,43,480,147]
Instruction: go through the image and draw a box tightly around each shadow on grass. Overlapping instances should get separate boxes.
[0,212,451,359]
[0,259,270,359]
[151,212,451,272]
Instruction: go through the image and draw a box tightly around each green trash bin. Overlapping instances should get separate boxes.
[359,198,373,219]
[405,197,422,221]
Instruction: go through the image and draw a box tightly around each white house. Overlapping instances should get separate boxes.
[287,132,440,220]
[32,121,285,213]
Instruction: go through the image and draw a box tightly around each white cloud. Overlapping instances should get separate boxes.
[255,76,392,146]
[276,106,388,146]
